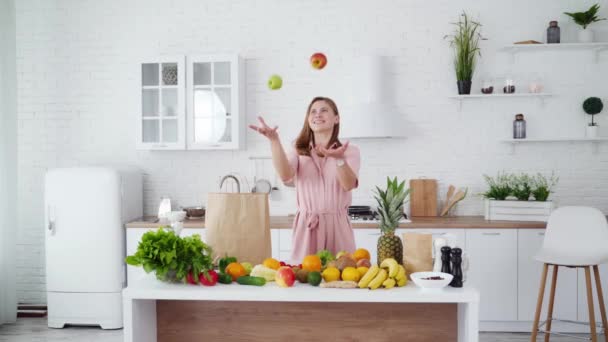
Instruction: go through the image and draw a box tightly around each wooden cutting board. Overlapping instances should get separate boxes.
[409,179,438,217]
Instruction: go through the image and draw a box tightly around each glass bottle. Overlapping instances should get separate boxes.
[513,114,526,139]
[547,21,560,44]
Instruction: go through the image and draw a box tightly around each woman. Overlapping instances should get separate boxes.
[249,97,360,261]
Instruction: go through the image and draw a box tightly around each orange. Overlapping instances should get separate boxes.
[301,255,322,272]
[263,258,281,270]
[352,248,371,262]
[225,262,247,281]
[341,267,360,282]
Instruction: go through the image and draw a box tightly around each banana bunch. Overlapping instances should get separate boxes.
[358,258,408,290]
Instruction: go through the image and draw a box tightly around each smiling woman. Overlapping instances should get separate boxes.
[249,97,361,262]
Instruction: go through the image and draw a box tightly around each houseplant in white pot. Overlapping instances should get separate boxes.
[483,172,558,222]
[564,3,606,43]
[445,12,483,95]
[583,97,603,138]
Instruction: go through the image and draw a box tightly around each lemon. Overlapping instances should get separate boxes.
[341,267,361,282]
[321,267,340,282]
[356,266,369,279]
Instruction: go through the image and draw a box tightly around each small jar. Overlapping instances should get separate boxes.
[528,75,544,93]
[503,77,516,94]
[481,78,494,94]
[547,21,560,44]
[513,114,526,139]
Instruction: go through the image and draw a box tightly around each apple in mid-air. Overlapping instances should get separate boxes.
[267,74,283,90]
[310,52,327,69]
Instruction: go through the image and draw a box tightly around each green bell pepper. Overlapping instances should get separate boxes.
[219,256,237,273]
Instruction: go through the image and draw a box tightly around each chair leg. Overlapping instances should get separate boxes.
[592,265,608,342]
[544,265,559,342]
[585,266,598,342]
[532,263,549,342]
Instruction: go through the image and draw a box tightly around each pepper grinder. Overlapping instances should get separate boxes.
[441,246,452,274]
[433,238,448,272]
[450,248,464,288]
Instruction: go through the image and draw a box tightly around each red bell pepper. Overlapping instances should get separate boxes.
[199,270,218,286]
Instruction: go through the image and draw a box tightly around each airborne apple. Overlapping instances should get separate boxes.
[310,52,327,70]
[267,74,283,90]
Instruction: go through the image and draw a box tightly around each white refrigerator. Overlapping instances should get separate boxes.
[44,167,142,329]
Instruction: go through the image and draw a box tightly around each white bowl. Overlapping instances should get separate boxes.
[166,211,187,223]
[410,272,453,290]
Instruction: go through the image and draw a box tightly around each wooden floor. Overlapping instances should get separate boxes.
[0,318,591,341]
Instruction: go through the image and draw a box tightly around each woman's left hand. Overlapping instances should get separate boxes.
[316,141,349,159]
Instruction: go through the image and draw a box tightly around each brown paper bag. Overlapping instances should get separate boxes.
[403,233,434,277]
[205,193,271,265]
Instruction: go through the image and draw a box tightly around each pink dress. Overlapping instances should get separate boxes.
[286,144,361,262]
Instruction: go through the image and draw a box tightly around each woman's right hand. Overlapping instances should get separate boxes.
[249,116,279,142]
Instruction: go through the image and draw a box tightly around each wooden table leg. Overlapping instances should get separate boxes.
[544,265,559,342]
[592,265,608,342]
[531,263,549,342]
[585,266,598,342]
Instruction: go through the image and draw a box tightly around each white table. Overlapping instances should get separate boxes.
[123,277,479,342]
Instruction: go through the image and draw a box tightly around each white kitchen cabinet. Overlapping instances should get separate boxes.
[137,56,186,150]
[466,229,518,321]
[577,263,608,323]
[517,229,578,322]
[278,229,293,262]
[186,54,245,150]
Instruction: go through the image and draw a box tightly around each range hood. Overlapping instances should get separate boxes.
[340,56,406,139]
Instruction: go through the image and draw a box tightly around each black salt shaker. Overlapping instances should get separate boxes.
[450,248,463,288]
[441,246,452,274]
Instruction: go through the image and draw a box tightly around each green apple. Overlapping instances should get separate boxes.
[267,74,282,90]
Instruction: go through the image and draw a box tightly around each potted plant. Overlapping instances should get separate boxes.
[583,97,603,138]
[564,4,606,43]
[445,12,483,95]
[482,172,558,222]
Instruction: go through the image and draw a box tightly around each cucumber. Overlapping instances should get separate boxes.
[217,272,233,284]
[236,276,266,286]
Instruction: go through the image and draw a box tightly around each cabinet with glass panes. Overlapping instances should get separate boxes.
[137,57,186,150]
[186,55,245,150]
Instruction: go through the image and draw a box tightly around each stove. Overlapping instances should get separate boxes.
[348,206,410,223]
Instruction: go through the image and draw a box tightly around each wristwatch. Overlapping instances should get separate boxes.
[336,159,345,167]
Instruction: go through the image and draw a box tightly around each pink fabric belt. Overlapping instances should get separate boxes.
[298,210,347,231]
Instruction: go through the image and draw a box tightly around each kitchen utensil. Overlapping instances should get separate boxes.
[410,272,454,290]
[440,185,455,216]
[440,188,467,216]
[409,179,438,217]
[252,178,272,194]
[182,206,205,219]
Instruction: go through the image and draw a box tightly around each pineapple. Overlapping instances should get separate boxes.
[374,177,410,265]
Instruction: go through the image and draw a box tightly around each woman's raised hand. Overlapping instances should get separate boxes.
[249,116,279,141]
[316,141,349,159]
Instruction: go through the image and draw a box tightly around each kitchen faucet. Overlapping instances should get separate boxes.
[219,174,241,193]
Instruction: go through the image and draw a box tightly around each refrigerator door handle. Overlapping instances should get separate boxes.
[47,206,56,235]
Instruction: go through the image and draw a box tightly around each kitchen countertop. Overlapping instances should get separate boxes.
[126,215,546,229]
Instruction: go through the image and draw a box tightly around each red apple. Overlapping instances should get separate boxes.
[310,52,327,70]
[275,266,296,287]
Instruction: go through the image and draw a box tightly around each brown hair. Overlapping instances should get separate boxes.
[295,97,342,156]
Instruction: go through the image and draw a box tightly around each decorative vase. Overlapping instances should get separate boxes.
[457,80,472,95]
[578,29,594,43]
[586,125,599,138]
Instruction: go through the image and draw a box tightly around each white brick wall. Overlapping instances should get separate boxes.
[15,0,608,303]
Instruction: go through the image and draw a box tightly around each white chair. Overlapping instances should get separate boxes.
[531,206,608,342]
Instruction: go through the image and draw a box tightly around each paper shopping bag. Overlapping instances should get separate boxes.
[205,193,271,265]
[403,232,434,278]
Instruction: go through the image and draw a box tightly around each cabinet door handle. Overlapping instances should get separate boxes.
[482,232,501,236]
